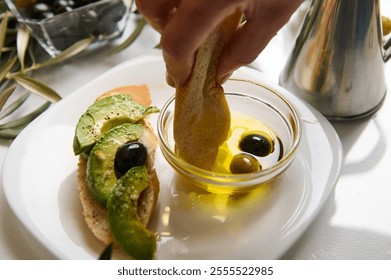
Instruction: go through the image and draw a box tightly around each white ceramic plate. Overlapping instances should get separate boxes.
[2,55,342,259]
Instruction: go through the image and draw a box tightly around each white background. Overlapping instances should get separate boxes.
[1,0,391,260]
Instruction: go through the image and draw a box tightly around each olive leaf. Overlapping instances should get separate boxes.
[17,24,30,69]
[109,17,147,55]
[0,11,8,60]
[154,42,161,49]
[0,101,50,129]
[0,83,16,111]
[27,42,37,65]
[11,74,61,102]
[0,1,7,13]
[0,56,17,83]
[0,92,29,120]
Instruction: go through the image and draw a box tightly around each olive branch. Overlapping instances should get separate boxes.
[0,1,147,139]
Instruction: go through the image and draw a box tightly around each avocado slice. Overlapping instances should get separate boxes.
[86,123,143,206]
[107,165,156,260]
[73,94,159,155]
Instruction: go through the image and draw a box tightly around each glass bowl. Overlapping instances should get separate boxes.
[5,0,132,56]
[158,79,302,194]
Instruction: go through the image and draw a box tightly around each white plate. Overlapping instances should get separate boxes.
[2,55,342,259]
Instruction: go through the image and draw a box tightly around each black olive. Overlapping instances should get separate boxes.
[114,141,147,177]
[239,133,274,157]
[74,0,96,8]
[277,136,284,161]
[25,0,104,19]
[39,0,56,5]
[230,153,261,174]
[42,11,55,19]
[38,0,55,6]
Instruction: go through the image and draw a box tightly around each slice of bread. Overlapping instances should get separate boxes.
[96,85,152,106]
[77,85,159,245]
[173,11,243,170]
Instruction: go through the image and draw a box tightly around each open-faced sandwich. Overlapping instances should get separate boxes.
[73,85,160,260]
[72,7,243,259]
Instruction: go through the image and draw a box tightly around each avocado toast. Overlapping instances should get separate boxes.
[73,85,160,260]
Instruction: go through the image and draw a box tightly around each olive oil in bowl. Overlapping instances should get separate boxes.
[213,112,283,175]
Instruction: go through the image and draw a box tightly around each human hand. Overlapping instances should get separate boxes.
[136,0,303,87]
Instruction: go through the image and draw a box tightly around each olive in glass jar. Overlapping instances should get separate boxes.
[74,0,96,8]
[29,2,51,19]
[52,0,75,14]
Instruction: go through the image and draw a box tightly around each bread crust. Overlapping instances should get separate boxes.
[77,85,159,245]
[97,85,152,106]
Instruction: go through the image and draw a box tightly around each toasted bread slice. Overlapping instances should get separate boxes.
[77,85,159,244]
[173,11,242,170]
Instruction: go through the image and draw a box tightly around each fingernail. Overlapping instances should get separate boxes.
[219,72,232,84]
[163,50,192,87]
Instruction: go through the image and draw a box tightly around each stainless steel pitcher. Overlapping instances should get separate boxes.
[279,0,391,120]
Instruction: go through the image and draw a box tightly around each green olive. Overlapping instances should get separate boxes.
[230,153,261,174]
[239,133,274,157]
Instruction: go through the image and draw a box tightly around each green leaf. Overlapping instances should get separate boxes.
[154,42,161,49]
[0,83,16,111]
[0,12,8,60]
[98,243,113,260]
[0,92,29,120]
[1,46,15,53]
[17,25,30,69]
[109,17,147,55]
[0,56,17,83]
[11,74,62,102]
[38,37,93,68]
[0,101,50,129]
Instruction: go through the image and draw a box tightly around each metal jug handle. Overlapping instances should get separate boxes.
[384,37,391,61]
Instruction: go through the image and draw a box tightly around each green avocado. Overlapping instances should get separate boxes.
[86,123,142,206]
[107,165,156,260]
[73,94,159,155]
